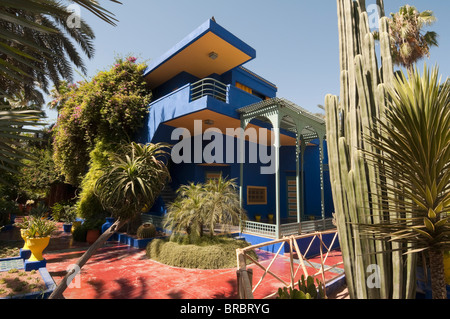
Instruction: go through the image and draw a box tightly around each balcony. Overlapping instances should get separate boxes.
[190,78,228,103]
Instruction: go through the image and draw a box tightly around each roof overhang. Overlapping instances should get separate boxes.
[144,19,256,89]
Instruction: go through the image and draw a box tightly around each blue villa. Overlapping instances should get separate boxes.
[139,18,334,240]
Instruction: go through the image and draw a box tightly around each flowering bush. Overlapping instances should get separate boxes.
[51,57,152,185]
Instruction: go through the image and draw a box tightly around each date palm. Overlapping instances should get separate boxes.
[203,176,244,236]
[0,108,44,179]
[0,0,121,174]
[359,65,449,299]
[376,5,438,73]
[165,183,208,238]
[165,177,245,239]
[50,142,171,299]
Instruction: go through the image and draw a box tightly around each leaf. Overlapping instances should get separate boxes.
[423,218,435,233]
[428,208,437,219]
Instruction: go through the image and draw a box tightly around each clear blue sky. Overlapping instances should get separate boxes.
[44,0,450,124]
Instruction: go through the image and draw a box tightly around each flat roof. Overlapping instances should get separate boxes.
[144,19,256,89]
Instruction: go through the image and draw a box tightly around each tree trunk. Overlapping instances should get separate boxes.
[428,248,447,299]
[48,218,128,299]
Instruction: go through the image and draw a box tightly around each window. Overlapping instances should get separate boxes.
[236,82,252,94]
[247,186,267,205]
[206,172,222,183]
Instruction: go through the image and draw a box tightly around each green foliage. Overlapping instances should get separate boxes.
[76,141,113,221]
[164,177,246,238]
[146,236,255,269]
[22,216,57,238]
[29,202,49,218]
[383,5,438,71]
[51,57,152,185]
[276,275,325,299]
[17,146,60,201]
[72,223,88,242]
[94,142,170,221]
[358,66,450,253]
[0,198,17,227]
[136,223,157,239]
[0,110,45,178]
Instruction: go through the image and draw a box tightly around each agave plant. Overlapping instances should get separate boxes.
[358,65,450,299]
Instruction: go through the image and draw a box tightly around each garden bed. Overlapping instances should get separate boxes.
[0,268,55,299]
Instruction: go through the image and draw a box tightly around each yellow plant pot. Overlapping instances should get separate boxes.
[255,215,261,222]
[26,237,50,262]
[20,229,29,250]
[268,214,274,222]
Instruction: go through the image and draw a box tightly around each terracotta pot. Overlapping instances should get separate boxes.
[86,229,100,244]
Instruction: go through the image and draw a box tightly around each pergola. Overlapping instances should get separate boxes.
[237,97,327,239]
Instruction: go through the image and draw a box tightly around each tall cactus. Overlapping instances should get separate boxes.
[325,0,416,299]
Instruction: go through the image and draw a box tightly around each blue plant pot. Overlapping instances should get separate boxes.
[63,223,72,233]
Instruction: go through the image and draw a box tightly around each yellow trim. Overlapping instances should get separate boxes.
[236,82,252,94]
[146,32,252,89]
[164,110,297,146]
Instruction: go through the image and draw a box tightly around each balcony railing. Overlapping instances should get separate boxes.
[190,78,228,102]
[241,218,335,238]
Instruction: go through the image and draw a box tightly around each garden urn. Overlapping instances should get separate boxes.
[20,229,29,250]
[26,237,50,261]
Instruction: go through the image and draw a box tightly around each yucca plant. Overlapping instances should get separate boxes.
[358,65,450,299]
[94,142,171,220]
[49,142,170,299]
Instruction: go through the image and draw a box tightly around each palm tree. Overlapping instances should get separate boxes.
[359,65,449,299]
[165,182,208,238]
[0,108,44,178]
[0,0,121,174]
[49,142,171,299]
[165,177,245,239]
[376,5,438,72]
[203,176,244,236]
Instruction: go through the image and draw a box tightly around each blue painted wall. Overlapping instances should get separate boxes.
[146,122,335,222]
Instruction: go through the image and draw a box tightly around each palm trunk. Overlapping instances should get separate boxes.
[49,218,128,299]
[428,248,447,299]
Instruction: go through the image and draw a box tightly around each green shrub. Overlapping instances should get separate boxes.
[146,236,256,269]
[72,223,87,242]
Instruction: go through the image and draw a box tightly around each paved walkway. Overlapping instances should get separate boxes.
[2,222,345,299]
